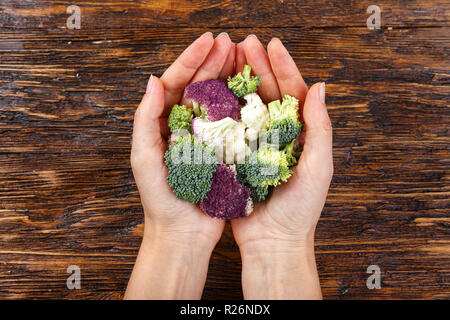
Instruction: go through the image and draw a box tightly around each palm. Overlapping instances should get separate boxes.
[232,147,328,245]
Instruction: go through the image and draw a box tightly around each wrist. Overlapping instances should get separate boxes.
[143,217,219,253]
[141,232,214,274]
[238,227,316,259]
[142,223,217,258]
[239,237,315,270]
[238,236,322,300]
[125,222,215,299]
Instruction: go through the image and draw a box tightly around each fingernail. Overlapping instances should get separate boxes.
[203,31,213,37]
[146,74,154,94]
[247,34,257,39]
[219,31,229,37]
[269,37,281,47]
[319,82,326,105]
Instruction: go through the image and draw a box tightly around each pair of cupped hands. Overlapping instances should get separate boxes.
[131,32,333,258]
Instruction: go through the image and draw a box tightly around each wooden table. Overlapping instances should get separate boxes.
[0,0,449,299]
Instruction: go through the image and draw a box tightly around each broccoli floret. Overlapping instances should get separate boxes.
[250,185,269,202]
[184,80,240,121]
[227,65,261,98]
[282,139,302,167]
[200,164,253,219]
[236,164,269,202]
[168,104,193,133]
[169,130,190,146]
[237,146,292,189]
[265,95,303,147]
[164,135,218,203]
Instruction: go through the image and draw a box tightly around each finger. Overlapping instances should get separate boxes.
[267,38,308,108]
[160,32,214,111]
[235,41,247,74]
[243,35,281,103]
[296,82,333,182]
[189,32,233,83]
[218,41,236,82]
[132,75,166,161]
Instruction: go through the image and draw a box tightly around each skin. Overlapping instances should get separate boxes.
[232,35,333,299]
[125,33,333,300]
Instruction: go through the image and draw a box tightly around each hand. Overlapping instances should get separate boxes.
[231,35,333,299]
[126,32,235,299]
[131,31,236,246]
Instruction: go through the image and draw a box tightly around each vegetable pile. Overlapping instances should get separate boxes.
[165,65,303,219]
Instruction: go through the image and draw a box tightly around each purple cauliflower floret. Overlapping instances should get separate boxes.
[184,80,240,121]
[200,164,253,219]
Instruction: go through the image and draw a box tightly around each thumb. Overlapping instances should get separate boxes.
[131,75,166,164]
[296,82,333,183]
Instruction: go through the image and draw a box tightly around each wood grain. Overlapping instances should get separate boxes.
[0,0,449,299]
[1,0,449,28]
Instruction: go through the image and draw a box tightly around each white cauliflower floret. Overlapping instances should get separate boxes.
[225,121,251,164]
[192,117,250,164]
[240,93,269,142]
[192,117,236,149]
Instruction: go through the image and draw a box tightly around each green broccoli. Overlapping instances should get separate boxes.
[237,146,292,189]
[236,164,269,202]
[282,139,302,167]
[164,135,217,203]
[168,104,193,133]
[265,95,303,147]
[249,184,269,202]
[227,65,261,98]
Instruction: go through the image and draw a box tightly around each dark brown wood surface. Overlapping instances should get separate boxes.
[0,0,449,299]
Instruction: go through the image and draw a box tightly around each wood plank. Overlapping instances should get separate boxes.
[0,25,449,299]
[0,0,449,29]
